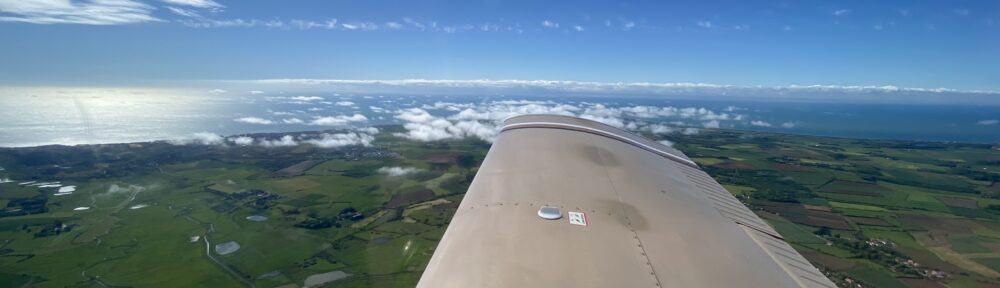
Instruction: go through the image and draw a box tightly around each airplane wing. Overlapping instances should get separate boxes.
[417,115,836,288]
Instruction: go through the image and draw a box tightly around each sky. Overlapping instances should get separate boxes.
[0,0,998,92]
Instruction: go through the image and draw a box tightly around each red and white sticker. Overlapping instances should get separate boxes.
[568,211,587,226]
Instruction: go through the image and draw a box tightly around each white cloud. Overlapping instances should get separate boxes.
[303,132,375,148]
[646,124,675,134]
[977,119,998,125]
[384,21,402,29]
[235,117,274,125]
[697,21,712,28]
[391,100,750,143]
[703,120,720,128]
[392,108,499,142]
[369,106,387,113]
[335,101,355,106]
[228,136,253,146]
[258,135,297,147]
[170,132,225,145]
[209,88,227,93]
[0,0,160,25]
[247,78,1000,105]
[166,6,200,17]
[248,90,264,95]
[341,22,377,30]
[623,21,635,30]
[356,127,380,135]
[542,20,559,28]
[781,122,796,128]
[160,0,222,9]
[179,18,262,28]
[289,96,323,102]
[681,128,700,135]
[310,114,368,126]
[833,9,851,16]
[377,166,419,176]
[573,25,584,32]
[750,120,772,127]
[282,118,304,124]
[290,19,337,29]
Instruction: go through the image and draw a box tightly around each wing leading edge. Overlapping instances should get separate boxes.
[417,114,835,288]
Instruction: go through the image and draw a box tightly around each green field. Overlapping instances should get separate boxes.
[0,126,996,288]
[670,129,1000,288]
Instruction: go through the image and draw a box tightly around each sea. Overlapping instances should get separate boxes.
[0,87,997,147]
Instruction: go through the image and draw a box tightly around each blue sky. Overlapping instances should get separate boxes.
[1,0,998,91]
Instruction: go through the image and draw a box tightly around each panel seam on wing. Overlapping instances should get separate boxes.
[589,135,664,288]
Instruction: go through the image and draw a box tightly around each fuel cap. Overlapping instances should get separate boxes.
[537,206,562,220]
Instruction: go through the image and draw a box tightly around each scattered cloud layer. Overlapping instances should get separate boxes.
[171,127,378,148]
[390,100,762,143]
[245,79,999,105]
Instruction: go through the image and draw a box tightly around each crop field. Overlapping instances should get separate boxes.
[674,129,999,288]
[0,126,996,287]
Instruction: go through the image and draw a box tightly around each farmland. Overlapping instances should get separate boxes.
[0,125,997,288]
[674,129,1000,288]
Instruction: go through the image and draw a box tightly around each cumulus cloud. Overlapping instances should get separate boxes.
[392,108,500,142]
[310,114,368,126]
[645,124,675,134]
[303,132,375,148]
[703,120,720,128]
[833,9,851,16]
[541,20,559,28]
[235,117,274,125]
[356,127,380,134]
[248,90,264,95]
[977,119,998,125]
[335,101,355,106]
[228,136,253,146]
[681,128,700,135]
[781,122,796,128]
[750,120,772,127]
[258,135,297,147]
[377,166,419,176]
[282,118,304,124]
[391,100,743,142]
[170,132,225,145]
[0,0,160,25]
